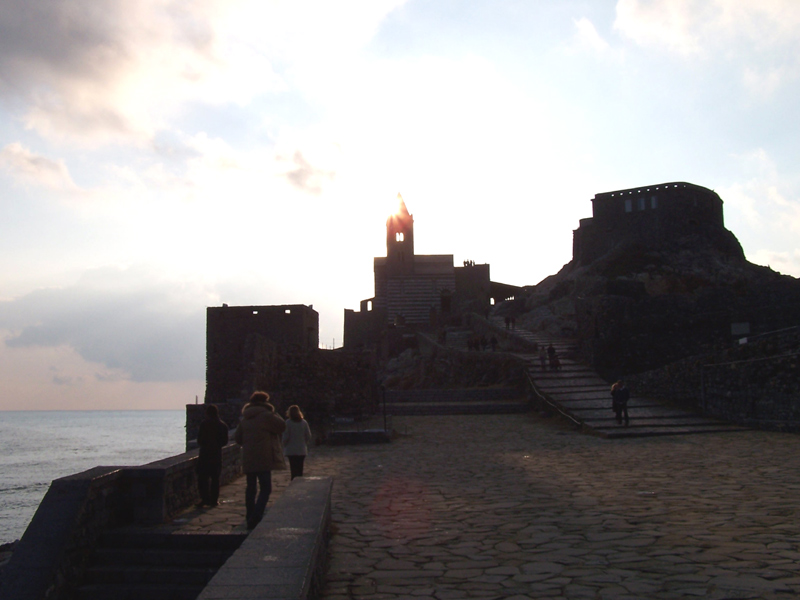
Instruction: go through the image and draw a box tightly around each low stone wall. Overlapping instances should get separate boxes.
[0,443,242,600]
[702,353,800,430]
[198,476,332,600]
[627,330,800,431]
[386,387,523,403]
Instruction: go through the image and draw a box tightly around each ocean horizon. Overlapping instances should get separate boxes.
[0,410,187,545]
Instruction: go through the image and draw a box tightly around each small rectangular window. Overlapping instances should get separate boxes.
[651,196,657,209]
[638,197,646,210]
[624,199,632,213]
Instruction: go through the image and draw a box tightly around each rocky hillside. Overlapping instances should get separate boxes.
[503,227,800,379]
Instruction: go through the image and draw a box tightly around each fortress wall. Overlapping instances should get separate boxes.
[574,182,725,265]
[206,304,318,403]
[1,444,242,600]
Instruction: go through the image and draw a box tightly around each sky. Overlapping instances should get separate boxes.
[1,0,799,410]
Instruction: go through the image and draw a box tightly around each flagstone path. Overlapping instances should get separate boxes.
[166,413,800,599]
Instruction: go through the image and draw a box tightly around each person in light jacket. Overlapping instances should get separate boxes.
[282,405,312,480]
[234,391,286,529]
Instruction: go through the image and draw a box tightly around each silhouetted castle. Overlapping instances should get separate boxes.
[572,182,727,265]
[205,304,318,403]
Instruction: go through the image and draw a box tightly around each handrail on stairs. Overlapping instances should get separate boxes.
[525,371,582,429]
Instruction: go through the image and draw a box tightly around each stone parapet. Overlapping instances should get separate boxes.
[1,443,242,600]
[198,476,332,600]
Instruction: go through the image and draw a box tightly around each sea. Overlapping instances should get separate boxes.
[0,410,186,545]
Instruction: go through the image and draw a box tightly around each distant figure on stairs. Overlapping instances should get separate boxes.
[547,344,561,370]
[539,346,547,370]
[611,381,630,426]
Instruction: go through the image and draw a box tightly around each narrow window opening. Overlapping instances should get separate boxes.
[396,232,404,242]
[624,199,632,213]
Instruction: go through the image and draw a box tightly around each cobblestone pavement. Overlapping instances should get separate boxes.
[307,414,800,600]
[157,469,292,534]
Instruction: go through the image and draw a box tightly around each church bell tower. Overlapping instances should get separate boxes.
[386,194,415,275]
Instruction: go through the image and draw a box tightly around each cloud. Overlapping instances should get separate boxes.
[613,0,800,64]
[0,142,79,191]
[572,18,610,54]
[281,151,335,195]
[0,0,408,146]
[614,0,704,56]
[717,148,800,276]
[0,266,211,382]
[613,0,800,98]
[0,0,282,144]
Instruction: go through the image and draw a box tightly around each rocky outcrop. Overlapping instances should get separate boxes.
[509,227,800,380]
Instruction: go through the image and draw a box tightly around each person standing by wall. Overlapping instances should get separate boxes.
[196,403,229,507]
[234,391,286,529]
[283,405,312,480]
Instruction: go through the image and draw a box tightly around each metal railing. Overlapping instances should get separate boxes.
[525,371,582,429]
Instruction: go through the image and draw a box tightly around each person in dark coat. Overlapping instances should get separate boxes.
[611,380,630,426]
[235,391,287,529]
[196,403,229,507]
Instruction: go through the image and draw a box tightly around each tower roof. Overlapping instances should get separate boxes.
[396,193,410,216]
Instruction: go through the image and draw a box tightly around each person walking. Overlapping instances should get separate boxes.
[196,403,229,507]
[611,380,630,426]
[234,391,286,529]
[283,405,312,480]
[539,346,547,370]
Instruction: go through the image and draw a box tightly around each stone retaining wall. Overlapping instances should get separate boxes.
[627,328,800,431]
[1,443,242,600]
[386,387,523,403]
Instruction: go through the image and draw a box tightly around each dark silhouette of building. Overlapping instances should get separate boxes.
[572,182,727,266]
[205,304,318,403]
[344,194,515,350]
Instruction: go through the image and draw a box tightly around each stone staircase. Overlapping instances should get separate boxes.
[75,531,245,600]
[384,388,529,416]
[493,318,747,439]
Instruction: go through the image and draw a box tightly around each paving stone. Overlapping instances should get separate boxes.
[170,413,800,600]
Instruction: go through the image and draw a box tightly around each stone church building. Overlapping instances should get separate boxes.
[344,195,517,350]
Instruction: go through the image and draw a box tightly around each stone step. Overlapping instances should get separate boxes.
[76,582,205,600]
[385,396,525,405]
[386,401,530,416]
[83,565,216,586]
[503,326,747,438]
[97,532,245,552]
[92,547,235,569]
[76,532,245,600]
[597,424,750,439]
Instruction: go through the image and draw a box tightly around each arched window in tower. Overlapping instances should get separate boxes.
[396,232,404,242]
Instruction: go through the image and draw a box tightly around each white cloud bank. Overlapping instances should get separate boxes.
[0,266,211,382]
